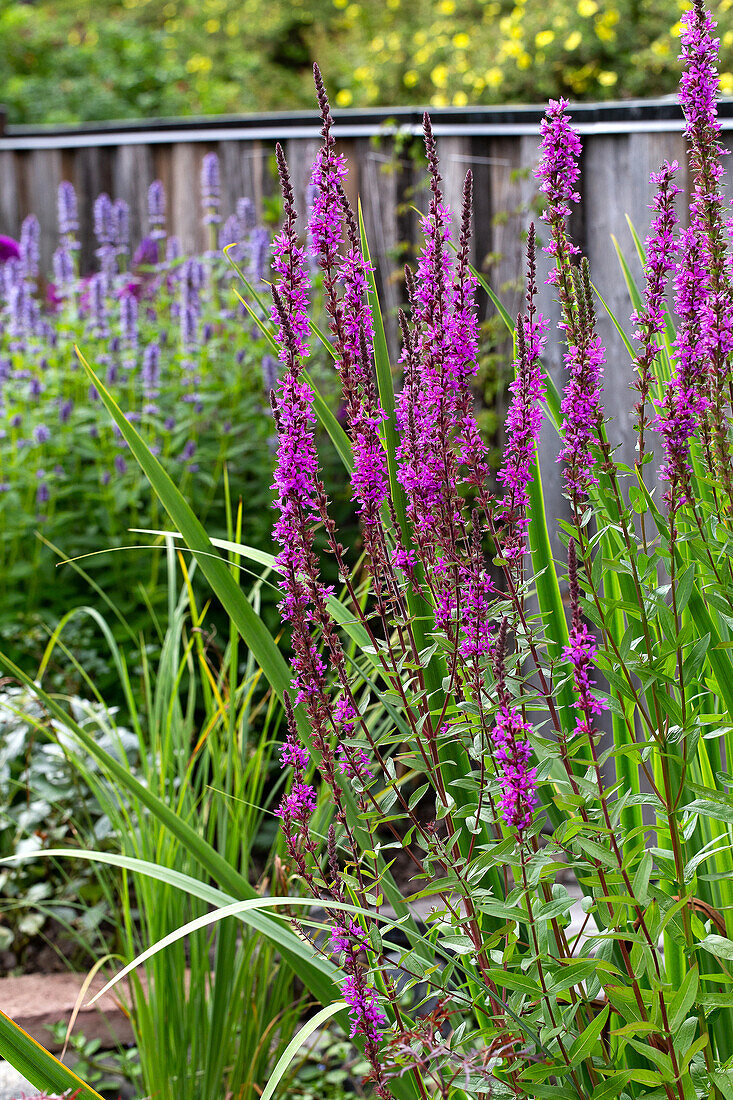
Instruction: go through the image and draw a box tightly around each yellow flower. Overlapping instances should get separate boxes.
[577,0,598,15]
[205,17,220,32]
[517,50,531,69]
[564,30,582,50]
[452,90,468,106]
[453,32,470,48]
[403,69,419,87]
[724,31,733,47]
[431,63,449,88]
[431,92,449,106]
[371,36,384,51]
[535,30,554,48]
[333,0,348,7]
[438,0,455,12]
[387,0,400,8]
[670,21,683,37]
[720,72,733,95]
[186,54,213,73]
[595,23,616,42]
[336,89,353,106]
[598,70,617,86]
[484,66,503,87]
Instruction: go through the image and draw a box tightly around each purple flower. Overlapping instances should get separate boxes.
[59,399,74,424]
[114,453,127,476]
[270,147,311,362]
[201,152,222,226]
[536,99,582,283]
[57,181,79,244]
[0,235,20,263]
[33,423,49,444]
[496,225,548,568]
[341,974,387,1043]
[558,326,605,504]
[112,199,130,257]
[94,193,114,244]
[491,619,537,832]
[249,226,270,283]
[148,180,166,240]
[220,214,241,258]
[631,162,681,455]
[133,236,159,269]
[564,540,608,741]
[52,246,75,292]
[261,354,278,393]
[36,479,49,505]
[654,228,710,508]
[237,196,256,231]
[19,215,40,283]
[120,292,138,351]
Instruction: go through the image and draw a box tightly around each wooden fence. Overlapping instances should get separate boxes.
[1,98,730,550]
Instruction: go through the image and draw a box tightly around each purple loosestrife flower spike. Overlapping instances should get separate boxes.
[201,152,222,226]
[496,224,548,570]
[564,539,608,741]
[394,117,468,633]
[536,98,582,301]
[631,162,680,463]
[147,180,166,240]
[271,145,311,361]
[679,0,733,499]
[308,71,390,534]
[491,619,537,833]
[654,228,711,510]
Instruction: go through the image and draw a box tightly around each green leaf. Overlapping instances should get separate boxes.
[591,1073,633,1100]
[568,1005,609,1066]
[260,1001,347,1100]
[670,965,698,1031]
[0,1010,104,1100]
[699,934,733,962]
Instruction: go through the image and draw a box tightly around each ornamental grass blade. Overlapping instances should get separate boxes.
[259,1002,348,1100]
[0,1011,104,1100]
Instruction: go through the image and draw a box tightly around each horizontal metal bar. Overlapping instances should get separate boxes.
[0,98,731,151]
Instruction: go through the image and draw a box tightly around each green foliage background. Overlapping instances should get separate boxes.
[3,0,733,125]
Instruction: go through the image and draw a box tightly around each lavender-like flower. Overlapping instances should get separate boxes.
[201,152,222,227]
[19,215,40,285]
[142,341,160,414]
[57,181,79,247]
[249,226,270,284]
[89,273,110,338]
[112,199,130,260]
[33,423,49,444]
[236,196,256,232]
[147,180,166,240]
[94,193,116,276]
[52,246,75,295]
